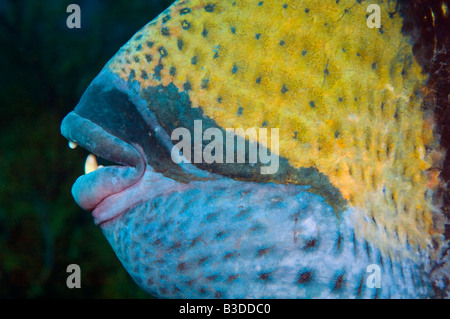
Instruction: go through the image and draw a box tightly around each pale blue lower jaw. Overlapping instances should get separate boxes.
[100,168,431,299]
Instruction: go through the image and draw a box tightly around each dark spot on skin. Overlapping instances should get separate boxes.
[352,231,357,255]
[336,234,342,251]
[147,41,154,48]
[159,287,168,295]
[136,44,142,51]
[180,8,191,15]
[154,238,162,245]
[357,274,364,297]
[199,287,207,295]
[141,70,148,80]
[186,279,195,286]
[232,65,238,74]
[206,211,219,221]
[216,230,228,240]
[324,65,330,76]
[255,33,261,40]
[133,56,140,63]
[170,241,182,250]
[281,85,288,94]
[189,235,203,247]
[202,28,208,37]
[280,40,285,46]
[177,39,184,50]
[207,275,218,281]
[293,131,298,139]
[162,15,171,23]
[234,207,250,219]
[305,8,309,13]
[177,262,188,272]
[338,97,343,102]
[259,273,271,280]
[372,62,377,69]
[231,27,236,34]
[258,1,263,6]
[204,4,215,12]
[182,20,191,30]
[135,34,143,41]
[145,54,152,63]
[357,52,361,56]
[154,63,163,79]
[248,223,266,235]
[309,101,315,107]
[198,256,209,266]
[217,96,222,103]
[297,271,312,284]
[262,121,268,127]
[302,50,307,56]
[215,291,223,298]
[227,274,239,282]
[379,28,384,35]
[283,4,288,8]
[159,47,168,57]
[223,252,236,260]
[191,56,198,65]
[304,239,316,249]
[201,78,209,89]
[256,76,261,84]
[335,131,340,138]
[334,274,345,290]
[183,81,191,91]
[365,241,371,258]
[257,247,272,257]
[129,69,135,81]
[237,106,243,116]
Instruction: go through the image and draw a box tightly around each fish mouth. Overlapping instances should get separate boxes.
[61,111,146,220]
[60,69,203,224]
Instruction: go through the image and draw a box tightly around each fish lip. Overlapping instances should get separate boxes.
[60,111,146,213]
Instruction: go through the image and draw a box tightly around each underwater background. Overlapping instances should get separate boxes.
[0,0,173,298]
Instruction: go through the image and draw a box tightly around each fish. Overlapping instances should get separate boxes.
[60,0,447,298]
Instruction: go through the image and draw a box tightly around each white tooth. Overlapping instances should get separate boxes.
[69,141,78,149]
[85,154,98,174]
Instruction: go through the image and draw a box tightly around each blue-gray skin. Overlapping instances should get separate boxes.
[61,69,431,298]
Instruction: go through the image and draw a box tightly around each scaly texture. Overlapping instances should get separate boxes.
[106,0,441,259]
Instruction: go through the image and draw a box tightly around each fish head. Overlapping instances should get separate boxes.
[60,0,446,298]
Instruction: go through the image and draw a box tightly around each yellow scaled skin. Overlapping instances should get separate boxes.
[107,0,441,258]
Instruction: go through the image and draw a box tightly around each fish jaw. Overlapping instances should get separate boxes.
[60,110,146,220]
[60,68,157,223]
[61,68,211,223]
